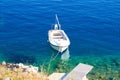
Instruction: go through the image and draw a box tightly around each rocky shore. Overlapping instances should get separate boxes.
[0,61,48,80]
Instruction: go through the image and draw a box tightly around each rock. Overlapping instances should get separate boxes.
[34,67,39,71]
[4,77,11,80]
[2,61,6,66]
[15,64,19,68]
[18,63,24,68]
[3,62,38,73]
[23,66,38,73]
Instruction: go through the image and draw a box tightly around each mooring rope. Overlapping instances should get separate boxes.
[50,51,60,61]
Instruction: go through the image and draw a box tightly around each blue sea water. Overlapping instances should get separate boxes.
[0,0,120,65]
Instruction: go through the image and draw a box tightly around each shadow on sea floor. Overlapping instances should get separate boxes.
[3,52,36,64]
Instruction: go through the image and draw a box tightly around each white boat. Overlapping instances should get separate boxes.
[48,15,70,52]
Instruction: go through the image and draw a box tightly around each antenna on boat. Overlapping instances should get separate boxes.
[55,14,61,30]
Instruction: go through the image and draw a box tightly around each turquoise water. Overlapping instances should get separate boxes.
[0,0,120,79]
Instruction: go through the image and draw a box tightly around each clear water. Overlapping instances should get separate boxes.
[0,0,120,71]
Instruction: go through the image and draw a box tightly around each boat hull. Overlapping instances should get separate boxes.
[50,43,68,52]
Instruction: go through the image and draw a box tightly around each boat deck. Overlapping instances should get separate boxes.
[50,30,67,40]
[48,30,70,47]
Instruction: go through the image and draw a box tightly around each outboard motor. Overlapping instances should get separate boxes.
[54,24,59,30]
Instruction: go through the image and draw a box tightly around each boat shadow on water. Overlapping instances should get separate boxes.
[61,49,70,61]
[48,45,70,61]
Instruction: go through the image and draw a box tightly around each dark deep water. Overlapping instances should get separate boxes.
[0,0,120,65]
